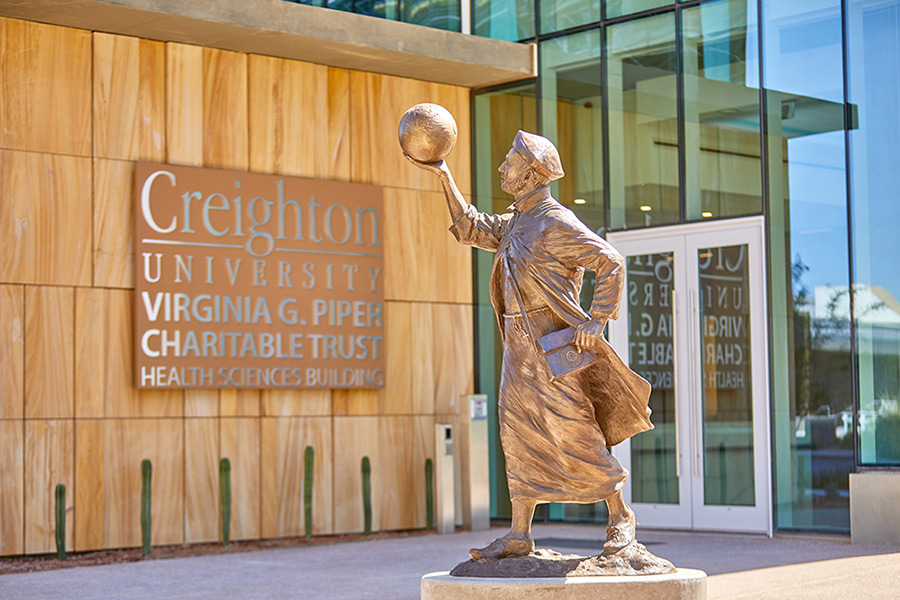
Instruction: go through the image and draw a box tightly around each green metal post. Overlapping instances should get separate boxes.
[220,457,232,546]
[141,459,152,556]
[54,483,66,560]
[304,446,314,539]
[361,456,372,535]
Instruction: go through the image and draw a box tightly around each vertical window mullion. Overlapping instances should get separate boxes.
[601,24,610,235]
[675,6,686,223]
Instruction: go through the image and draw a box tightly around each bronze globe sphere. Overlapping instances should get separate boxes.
[398,103,458,163]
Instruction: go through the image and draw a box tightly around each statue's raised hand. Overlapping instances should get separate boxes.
[404,154,451,180]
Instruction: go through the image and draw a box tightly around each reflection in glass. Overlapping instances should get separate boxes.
[322,0,400,22]
[699,245,754,506]
[539,0,598,34]
[763,0,852,530]
[475,85,538,215]
[400,0,461,31]
[559,501,610,523]
[848,0,900,466]
[540,31,604,230]
[473,83,538,520]
[311,0,461,30]
[473,0,534,41]
[682,0,762,221]
[607,13,679,229]
[606,0,672,20]
[627,253,678,505]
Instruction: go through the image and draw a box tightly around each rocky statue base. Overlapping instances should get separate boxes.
[450,542,675,578]
[422,542,706,600]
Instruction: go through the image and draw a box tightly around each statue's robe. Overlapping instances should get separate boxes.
[449,186,652,502]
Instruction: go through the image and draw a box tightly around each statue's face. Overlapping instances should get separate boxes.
[498,149,532,197]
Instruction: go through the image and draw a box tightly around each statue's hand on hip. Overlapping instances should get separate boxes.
[404,154,451,181]
[575,318,607,353]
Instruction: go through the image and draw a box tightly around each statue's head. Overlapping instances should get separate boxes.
[499,130,564,197]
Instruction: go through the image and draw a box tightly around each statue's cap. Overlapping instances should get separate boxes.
[512,130,564,182]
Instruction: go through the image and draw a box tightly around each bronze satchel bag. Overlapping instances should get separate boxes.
[536,327,597,380]
[504,254,598,381]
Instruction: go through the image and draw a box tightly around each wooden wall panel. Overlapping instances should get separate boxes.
[102,419,184,548]
[133,389,185,418]
[0,285,24,419]
[185,391,219,417]
[332,390,378,416]
[220,418,260,540]
[93,159,135,289]
[74,288,182,418]
[349,72,471,195]
[0,18,481,553]
[261,390,331,416]
[74,419,103,551]
[166,43,203,166]
[382,188,472,303]
[0,19,91,156]
[75,287,132,418]
[202,48,249,170]
[333,416,381,534]
[380,302,473,416]
[409,303,436,414]
[0,151,92,286]
[260,417,333,537]
[377,416,434,530]
[249,56,350,180]
[220,390,260,417]
[24,420,74,554]
[0,420,24,555]
[24,286,74,419]
[431,303,474,416]
[349,72,431,192]
[434,83,472,196]
[379,301,412,414]
[185,418,219,543]
[93,33,166,161]
[167,44,248,170]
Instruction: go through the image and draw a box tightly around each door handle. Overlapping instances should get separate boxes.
[672,288,680,479]
[690,288,701,478]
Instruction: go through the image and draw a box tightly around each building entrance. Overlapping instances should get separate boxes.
[608,217,770,534]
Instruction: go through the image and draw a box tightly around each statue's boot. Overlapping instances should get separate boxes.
[603,507,636,554]
[469,535,535,560]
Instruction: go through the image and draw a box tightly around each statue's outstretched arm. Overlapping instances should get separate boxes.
[404,154,509,251]
[404,155,467,224]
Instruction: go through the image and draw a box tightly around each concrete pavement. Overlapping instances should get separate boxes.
[2,524,899,599]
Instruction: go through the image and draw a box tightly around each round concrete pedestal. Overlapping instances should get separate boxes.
[421,569,707,600]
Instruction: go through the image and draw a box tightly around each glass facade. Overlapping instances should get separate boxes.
[763,0,852,531]
[540,0,599,34]
[539,30,604,227]
[607,13,680,229]
[474,0,533,41]
[848,0,900,466]
[472,0,900,532]
[682,0,762,221]
[287,0,462,31]
[608,0,673,19]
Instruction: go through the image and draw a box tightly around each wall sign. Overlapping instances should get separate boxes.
[134,162,385,389]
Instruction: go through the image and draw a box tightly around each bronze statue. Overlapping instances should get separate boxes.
[406,124,663,573]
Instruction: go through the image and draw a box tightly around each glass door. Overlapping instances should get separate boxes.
[608,217,770,533]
